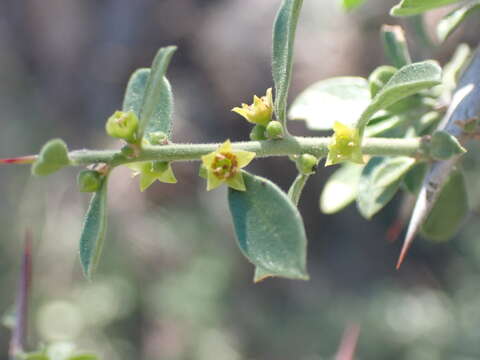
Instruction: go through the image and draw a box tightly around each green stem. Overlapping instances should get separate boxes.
[66,136,423,167]
[288,173,310,206]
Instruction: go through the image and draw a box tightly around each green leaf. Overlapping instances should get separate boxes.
[228,172,308,280]
[341,0,366,11]
[357,61,442,135]
[381,25,412,68]
[357,157,416,219]
[421,170,468,241]
[138,46,176,139]
[320,163,363,214]
[79,177,108,279]
[289,77,371,130]
[391,0,463,16]
[364,114,406,137]
[442,44,472,96]
[437,2,480,43]
[403,162,429,194]
[272,0,304,125]
[31,139,70,176]
[122,68,149,117]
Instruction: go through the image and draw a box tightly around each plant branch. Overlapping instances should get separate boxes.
[64,136,424,167]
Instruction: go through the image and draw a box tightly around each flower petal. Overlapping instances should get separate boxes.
[207,170,224,191]
[234,150,256,168]
[226,172,246,191]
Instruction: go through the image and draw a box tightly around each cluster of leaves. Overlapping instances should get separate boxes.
[2,0,480,358]
[290,23,468,243]
[344,0,480,43]
[6,0,478,286]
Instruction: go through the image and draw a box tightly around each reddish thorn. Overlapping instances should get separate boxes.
[0,155,37,165]
[335,323,361,360]
[396,242,411,270]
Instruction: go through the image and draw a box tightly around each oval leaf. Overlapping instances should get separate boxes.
[31,139,70,176]
[228,172,308,280]
[320,163,363,214]
[421,170,468,241]
[357,61,442,134]
[289,77,371,130]
[357,157,416,219]
[437,2,480,43]
[79,177,108,279]
[138,46,176,139]
[272,0,304,125]
[122,68,150,117]
[391,0,463,16]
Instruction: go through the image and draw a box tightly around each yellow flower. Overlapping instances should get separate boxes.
[128,161,177,192]
[232,88,273,126]
[201,140,255,191]
[105,111,139,143]
[326,122,364,166]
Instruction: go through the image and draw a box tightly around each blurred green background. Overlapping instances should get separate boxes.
[1,0,480,359]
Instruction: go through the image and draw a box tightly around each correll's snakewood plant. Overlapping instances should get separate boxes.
[3,0,480,358]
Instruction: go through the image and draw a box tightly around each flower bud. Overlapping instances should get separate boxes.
[146,131,168,145]
[429,131,466,160]
[266,121,284,140]
[78,170,103,192]
[249,125,267,141]
[105,111,138,143]
[297,154,318,175]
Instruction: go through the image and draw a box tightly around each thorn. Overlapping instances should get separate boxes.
[335,323,361,360]
[0,155,37,165]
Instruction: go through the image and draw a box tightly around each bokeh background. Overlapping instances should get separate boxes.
[1,0,480,359]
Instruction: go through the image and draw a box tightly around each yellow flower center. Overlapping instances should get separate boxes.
[212,152,238,180]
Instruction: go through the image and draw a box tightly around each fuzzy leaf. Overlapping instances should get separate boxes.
[437,2,480,43]
[122,68,150,117]
[320,163,363,214]
[391,0,463,16]
[79,177,108,279]
[421,170,468,241]
[357,157,416,219]
[357,61,442,135]
[289,77,370,130]
[228,172,308,280]
[272,0,304,125]
[138,46,176,139]
[31,139,70,176]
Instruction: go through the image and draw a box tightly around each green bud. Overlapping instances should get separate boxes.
[77,170,103,192]
[297,154,318,175]
[147,131,168,145]
[249,125,267,141]
[429,131,466,160]
[105,110,138,143]
[266,121,284,140]
[368,65,397,98]
[121,145,135,157]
